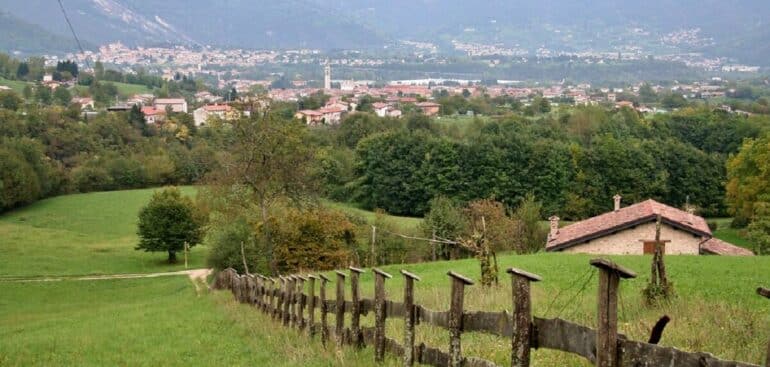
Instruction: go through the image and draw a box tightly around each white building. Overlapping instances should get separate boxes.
[153,98,188,113]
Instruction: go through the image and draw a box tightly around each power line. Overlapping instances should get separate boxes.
[56,0,91,69]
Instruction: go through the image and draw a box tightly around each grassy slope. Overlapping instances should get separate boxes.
[323,199,423,230]
[0,189,767,365]
[317,253,770,365]
[0,277,397,367]
[0,77,28,94]
[0,187,203,277]
[73,81,153,97]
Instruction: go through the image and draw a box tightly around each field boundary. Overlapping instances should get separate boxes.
[214,259,767,367]
[0,269,211,283]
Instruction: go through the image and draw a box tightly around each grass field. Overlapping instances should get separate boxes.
[323,199,423,230]
[0,277,396,367]
[0,187,202,277]
[0,77,29,94]
[1,189,766,366]
[73,81,153,98]
[316,253,770,365]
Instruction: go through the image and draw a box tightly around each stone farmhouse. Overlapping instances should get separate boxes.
[546,195,753,256]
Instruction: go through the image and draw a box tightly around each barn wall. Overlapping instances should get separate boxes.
[561,222,703,255]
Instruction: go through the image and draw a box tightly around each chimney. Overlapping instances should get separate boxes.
[613,194,622,212]
[549,216,560,239]
[686,206,695,224]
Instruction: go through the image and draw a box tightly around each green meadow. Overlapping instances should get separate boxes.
[0,188,767,366]
[0,187,202,277]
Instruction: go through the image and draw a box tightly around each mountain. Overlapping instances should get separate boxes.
[0,0,768,65]
[319,0,770,63]
[0,11,84,54]
[0,0,384,50]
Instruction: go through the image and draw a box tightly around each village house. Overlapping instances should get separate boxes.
[416,101,441,116]
[318,105,346,124]
[545,195,753,256]
[193,104,238,126]
[141,106,165,124]
[153,98,188,113]
[294,109,323,125]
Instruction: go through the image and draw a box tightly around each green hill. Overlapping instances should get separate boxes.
[0,11,83,54]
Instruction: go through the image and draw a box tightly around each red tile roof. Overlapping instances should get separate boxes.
[141,106,164,116]
[203,104,232,112]
[547,199,712,251]
[319,106,345,114]
[700,238,754,256]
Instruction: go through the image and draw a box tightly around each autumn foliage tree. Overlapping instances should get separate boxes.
[273,207,354,273]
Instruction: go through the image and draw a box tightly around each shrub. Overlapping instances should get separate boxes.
[707,221,719,231]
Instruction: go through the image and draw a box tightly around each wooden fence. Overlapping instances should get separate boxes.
[213,258,768,367]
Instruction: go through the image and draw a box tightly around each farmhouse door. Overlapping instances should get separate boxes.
[643,241,665,254]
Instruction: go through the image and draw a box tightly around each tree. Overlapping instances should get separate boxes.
[748,200,770,255]
[273,207,354,273]
[726,135,770,223]
[206,110,315,274]
[512,193,548,253]
[16,62,29,79]
[0,90,23,111]
[35,85,52,105]
[136,187,203,263]
[53,86,71,106]
[422,196,467,259]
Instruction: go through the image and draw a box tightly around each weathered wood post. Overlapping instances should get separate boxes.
[319,274,331,345]
[401,270,421,367]
[277,276,286,321]
[507,267,542,367]
[373,268,393,362]
[254,275,262,308]
[233,274,243,302]
[349,266,366,348]
[335,270,347,347]
[268,277,277,316]
[447,270,474,367]
[296,275,307,330]
[247,275,257,304]
[590,258,637,367]
[758,287,770,367]
[285,275,296,327]
[307,275,318,336]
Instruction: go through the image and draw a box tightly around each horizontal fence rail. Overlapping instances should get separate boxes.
[213,259,767,367]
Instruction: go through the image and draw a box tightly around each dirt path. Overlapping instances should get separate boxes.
[0,269,213,283]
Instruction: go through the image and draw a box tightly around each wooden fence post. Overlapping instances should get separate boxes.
[373,268,393,362]
[269,277,277,316]
[335,270,347,347]
[758,287,770,367]
[319,274,331,346]
[232,274,242,301]
[296,275,307,330]
[350,266,366,348]
[286,275,294,324]
[277,276,287,321]
[507,268,542,367]
[307,275,318,336]
[254,275,262,308]
[447,270,474,367]
[401,270,421,367]
[590,259,637,367]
